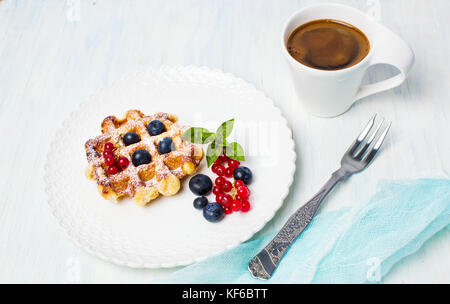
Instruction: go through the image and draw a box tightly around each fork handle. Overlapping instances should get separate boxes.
[248,169,346,280]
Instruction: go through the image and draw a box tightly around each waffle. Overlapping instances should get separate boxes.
[84,110,204,206]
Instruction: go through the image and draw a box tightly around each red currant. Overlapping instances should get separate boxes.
[216,193,225,204]
[224,167,234,178]
[223,194,233,205]
[105,155,115,166]
[222,180,232,192]
[241,200,251,212]
[235,194,245,201]
[228,159,240,168]
[117,156,129,169]
[213,186,222,195]
[104,142,114,151]
[211,164,220,174]
[224,206,232,214]
[103,150,114,159]
[218,155,228,163]
[107,165,119,175]
[215,165,226,176]
[237,186,250,198]
[231,200,242,212]
[215,176,226,187]
[235,180,245,188]
[222,202,231,210]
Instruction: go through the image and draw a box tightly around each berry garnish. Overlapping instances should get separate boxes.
[217,196,231,212]
[222,194,233,206]
[107,165,119,175]
[105,155,115,166]
[147,120,166,136]
[234,180,245,188]
[103,150,114,159]
[189,174,213,196]
[228,160,240,168]
[212,186,222,196]
[104,142,114,151]
[215,165,225,176]
[193,196,208,210]
[158,137,175,154]
[237,186,250,198]
[211,164,220,174]
[123,132,141,146]
[224,206,233,214]
[117,156,129,169]
[231,200,242,212]
[215,176,226,187]
[233,166,253,185]
[215,193,225,204]
[222,180,232,192]
[131,149,151,166]
[224,167,234,178]
[182,119,253,221]
[241,200,251,212]
[234,194,244,201]
[218,155,229,163]
[203,203,225,223]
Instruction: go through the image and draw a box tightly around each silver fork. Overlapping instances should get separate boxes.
[248,114,391,280]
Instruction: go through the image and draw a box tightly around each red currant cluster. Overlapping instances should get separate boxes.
[211,155,251,214]
[102,142,130,175]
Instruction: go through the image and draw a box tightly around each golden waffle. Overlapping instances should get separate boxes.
[84,110,204,206]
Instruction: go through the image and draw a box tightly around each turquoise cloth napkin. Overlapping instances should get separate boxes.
[161,179,450,283]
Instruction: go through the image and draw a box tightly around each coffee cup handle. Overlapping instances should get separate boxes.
[353,25,414,102]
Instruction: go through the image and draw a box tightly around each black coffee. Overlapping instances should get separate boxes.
[287,19,370,70]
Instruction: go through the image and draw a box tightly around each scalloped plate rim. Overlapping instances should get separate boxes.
[44,65,297,269]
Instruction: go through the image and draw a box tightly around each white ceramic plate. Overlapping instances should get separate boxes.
[45,66,296,268]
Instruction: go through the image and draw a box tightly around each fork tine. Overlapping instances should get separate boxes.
[357,114,377,142]
[346,114,377,155]
[354,118,384,160]
[364,122,391,164]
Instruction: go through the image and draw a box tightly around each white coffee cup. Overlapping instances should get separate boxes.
[282,3,414,117]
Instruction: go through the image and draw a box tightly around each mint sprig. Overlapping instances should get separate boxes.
[182,118,245,167]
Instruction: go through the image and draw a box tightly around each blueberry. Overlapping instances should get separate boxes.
[122,132,140,146]
[193,196,208,210]
[203,203,225,223]
[189,174,213,196]
[233,166,253,184]
[158,137,175,154]
[131,149,151,166]
[147,120,166,136]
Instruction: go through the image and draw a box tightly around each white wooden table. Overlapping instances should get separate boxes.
[0,0,449,283]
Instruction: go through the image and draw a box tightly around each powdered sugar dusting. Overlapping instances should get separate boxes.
[85,110,203,200]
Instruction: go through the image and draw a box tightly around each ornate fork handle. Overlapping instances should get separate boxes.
[248,115,391,280]
[248,169,347,280]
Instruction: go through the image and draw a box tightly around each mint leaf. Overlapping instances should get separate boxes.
[203,132,216,144]
[224,142,245,161]
[183,119,244,166]
[182,127,215,144]
[215,118,234,144]
[206,142,222,167]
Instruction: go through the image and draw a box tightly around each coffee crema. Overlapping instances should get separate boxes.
[287,19,370,71]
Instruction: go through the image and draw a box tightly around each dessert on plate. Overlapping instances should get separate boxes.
[84,110,204,206]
